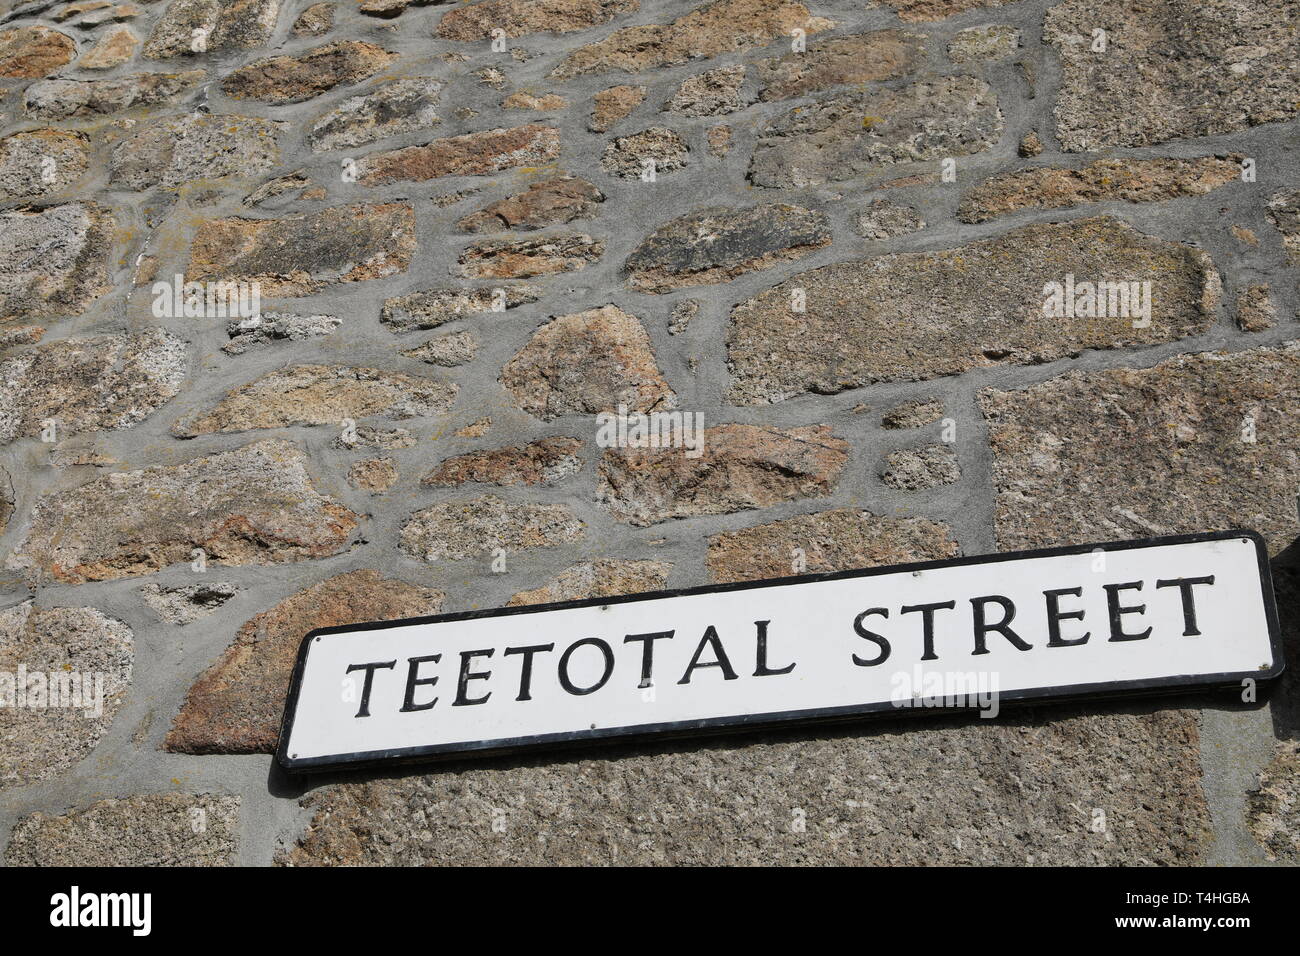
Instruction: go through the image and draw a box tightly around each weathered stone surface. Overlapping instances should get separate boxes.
[981,344,1300,555]
[110,114,280,190]
[502,91,569,111]
[7,794,239,866]
[332,424,414,449]
[52,1,141,24]
[47,443,117,469]
[1247,743,1300,862]
[381,284,540,333]
[187,203,415,297]
[399,495,585,562]
[307,77,441,151]
[23,71,205,120]
[242,170,319,206]
[221,41,397,104]
[1044,0,1300,150]
[423,436,583,487]
[455,418,491,438]
[358,0,431,16]
[501,305,675,420]
[706,124,731,157]
[707,507,959,583]
[726,217,1221,404]
[508,558,672,605]
[173,365,457,436]
[349,456,398,492]
[601,126,688,179]
[293,2,334,35]
[664,65,748,116]
[224,312,341,354]
[0,601,132,789]
[1237,285,1276,332]
[599,423,847,526]
[668,299,698,335]
[143,0,280,59]
[457,175,604,232]
[748,75,1002,188]
[1018,130,1043,157]
[456,233,604,279]
[0,329,186,445]
[882,397,943,429]
[881,443,959,490]
[552,0,831,78]
[855,199,925,239]
[756,29,923,100]
[1267,189,1300,265]
[473,66,508,90]
[51,0,143,25]
[0,327,45,350]
[880,0,1010,19]
[0,202,115,322]
[356,124,560,184]
[140,581,238,625]
[0,26,76,78]
[438,0,637,39]
[625,203,831,293]
[400,329,479,366]
[958,156,1243,223]
[947,24,1019,62]
[0,467,12,534]
[166,571,443,754]
[79,24,137,69]
[0,129,88,199]
[279,703,1209,864]
[8,440,359,584]
[589,84,644,131]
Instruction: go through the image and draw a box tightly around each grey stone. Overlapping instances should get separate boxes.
[381,285,541,333]
[223,312,342,354]
[8,439,359,584]
[23,72,206,120]
[400,329,480,366]
[1044,0,1300,150]
[139,582,239,625]
[143,0,281,59]
[0,202,115,323]
[500,304,675,420]
[601,126,689,179]
[0,329,187,444]
[881,443,960,490]
[398,495,585,562]
[0,601,133,789]
[308,78,442,151]
[172,365,457,436]
[748,75,1002,188]
[726,217,1221,404]
[597,423,848,526]
[6,794,239,865]
[109,114,281,190]
[0,129,88,199]
[624,203,831,293]
[663,65,749,116]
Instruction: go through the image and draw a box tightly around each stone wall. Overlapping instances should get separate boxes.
[0,0,1297,865]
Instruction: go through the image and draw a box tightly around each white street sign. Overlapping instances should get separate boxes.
[277,532,1281,772]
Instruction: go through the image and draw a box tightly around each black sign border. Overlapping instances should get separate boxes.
[276,529,1284,773]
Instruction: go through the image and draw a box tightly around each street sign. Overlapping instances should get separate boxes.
[277,531,1282,772]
